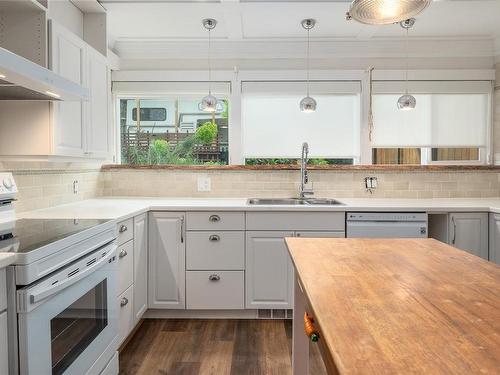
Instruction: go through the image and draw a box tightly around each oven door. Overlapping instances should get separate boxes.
[17,243,118,375]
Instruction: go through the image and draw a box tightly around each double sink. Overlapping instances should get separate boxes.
[247,198,344,206]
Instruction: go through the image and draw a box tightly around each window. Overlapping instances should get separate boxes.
[371,81,491,165]
[113,81,230,165]
[241,81,361,162]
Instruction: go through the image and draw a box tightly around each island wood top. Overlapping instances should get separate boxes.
[285,238,500,375]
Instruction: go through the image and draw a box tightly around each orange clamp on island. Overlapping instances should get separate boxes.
[303,312,319,342]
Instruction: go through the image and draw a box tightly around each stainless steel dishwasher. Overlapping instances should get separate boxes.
[346,212,428,238]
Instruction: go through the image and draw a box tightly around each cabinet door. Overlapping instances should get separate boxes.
[449,213,488,260]
[148,212,186,309]
[86,47,111,159]
[49,20,86,157]
[0,311,7,375]
[134,213,148,321]
[246,231,294,309]
[489,214,500,264]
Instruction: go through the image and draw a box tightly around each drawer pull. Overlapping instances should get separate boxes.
[119,224,128,233]
[119,249,128,259]
[304,313,320,342]
[120,297,129,307]
[209,274,220,281]
[209,215,220,223]
[209,235,220,242]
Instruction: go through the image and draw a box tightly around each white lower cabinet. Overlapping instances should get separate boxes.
[489,213,500,264]
[148,212,186,309]
[0,311,7,375]
[116,240,134,296]
[117,285,134,346]
[246,231,295,309]
[133,213,148,321]
[449,213,488,260]
[186,271,245,309]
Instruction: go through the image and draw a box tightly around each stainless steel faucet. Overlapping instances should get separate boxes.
[299,142,314,198]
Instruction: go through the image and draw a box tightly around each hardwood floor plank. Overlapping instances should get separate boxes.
[119,319,327,375]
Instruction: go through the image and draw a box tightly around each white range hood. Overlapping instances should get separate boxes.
[0,47,88,101]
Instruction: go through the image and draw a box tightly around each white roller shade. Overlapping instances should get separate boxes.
[242,81,361,158]
[112,81,231,97]
[372,81,491,148]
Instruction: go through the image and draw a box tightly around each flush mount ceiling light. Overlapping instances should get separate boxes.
[199,18,222,113]
[398,18,416,111]
[300,18,317,113]
[346,0,430,25]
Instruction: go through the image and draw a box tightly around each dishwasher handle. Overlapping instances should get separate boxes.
[451,216,456,245]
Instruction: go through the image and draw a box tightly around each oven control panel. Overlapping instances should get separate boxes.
[0,172,18,198]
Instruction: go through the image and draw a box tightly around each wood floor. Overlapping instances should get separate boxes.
[119,319,327,375]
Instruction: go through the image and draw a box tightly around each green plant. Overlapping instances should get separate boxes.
[221,99,229,119]
[195,121,218,144]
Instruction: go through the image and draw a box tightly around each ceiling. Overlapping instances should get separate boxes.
[101,0,500,67]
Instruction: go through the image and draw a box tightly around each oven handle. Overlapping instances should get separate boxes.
[29,245,117,305]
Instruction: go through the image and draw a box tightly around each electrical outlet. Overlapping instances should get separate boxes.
[364,177,378,190]
[197,176,211,192]
[73,180,79,194]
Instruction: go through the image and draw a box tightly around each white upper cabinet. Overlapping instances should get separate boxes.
[48,20,112,160]
[86,47,111,158]
[49,20,86,157]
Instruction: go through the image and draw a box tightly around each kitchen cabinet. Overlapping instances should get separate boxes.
[0,269,7,375]
[489,213,500,264]
[133,213,148,321]
[86,46,112,158]
[148,212,186,309]
[49,20,87,157]
[246,231,295,309]
[116,240,134,296]
[449,213,488,260]
[117,284,134,346]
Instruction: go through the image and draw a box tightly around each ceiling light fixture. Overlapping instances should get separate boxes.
[199,18,220,113]
[346,0,430,25]
[300,18,317,113]
[397,18,416,111]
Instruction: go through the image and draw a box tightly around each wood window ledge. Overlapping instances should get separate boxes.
[101,164,500,172]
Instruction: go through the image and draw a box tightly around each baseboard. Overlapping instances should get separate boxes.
[143,308,293,319]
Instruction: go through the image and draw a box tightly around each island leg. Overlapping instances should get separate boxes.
[292,274,309,375]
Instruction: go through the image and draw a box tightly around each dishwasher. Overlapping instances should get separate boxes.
[346,212,428,238]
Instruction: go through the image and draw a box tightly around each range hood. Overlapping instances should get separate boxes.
[0,47,88,101]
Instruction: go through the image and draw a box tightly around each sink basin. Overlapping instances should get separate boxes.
[247,198,308,205]
[247,198,344,206]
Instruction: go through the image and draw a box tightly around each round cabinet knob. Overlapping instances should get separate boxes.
[120,297,129,307]
[209,274,220,281]
[3,178,13,190]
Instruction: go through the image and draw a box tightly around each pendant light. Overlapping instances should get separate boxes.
[300,19,317,113]
[346,0,430,25]
[199,18,218,113]
[397,18,416,111]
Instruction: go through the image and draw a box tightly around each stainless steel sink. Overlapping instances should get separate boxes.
[247,198,344,206]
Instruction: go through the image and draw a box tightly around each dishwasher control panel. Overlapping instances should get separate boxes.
[347,212,427,222]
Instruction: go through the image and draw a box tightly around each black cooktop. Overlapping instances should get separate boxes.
[0,218,110,254]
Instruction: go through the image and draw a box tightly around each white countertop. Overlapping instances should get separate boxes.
[18,196,500,222]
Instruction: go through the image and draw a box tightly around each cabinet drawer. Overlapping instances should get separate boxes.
[186,212,245,231]
[186,231,245,270]
[186,271,244,310]
[246,212,345,231]
[117,241,134,296]
[117,218,133,245]
[117,284,134,346]
[0,269,6,312]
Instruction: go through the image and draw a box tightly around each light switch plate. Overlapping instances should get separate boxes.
[197,176,211,192]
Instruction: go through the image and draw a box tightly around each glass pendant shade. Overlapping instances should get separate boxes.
[347,0,431,25]
[200,93,218,112]
[397,94,416,111]
[300,96,317,113]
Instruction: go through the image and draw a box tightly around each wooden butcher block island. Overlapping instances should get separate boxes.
[285,238,500,375]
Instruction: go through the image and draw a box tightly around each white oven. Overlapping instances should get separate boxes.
[13,242,118,375]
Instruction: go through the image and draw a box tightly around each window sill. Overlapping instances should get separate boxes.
[101,164,500,172]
